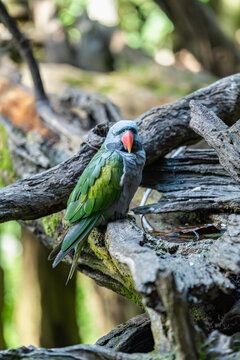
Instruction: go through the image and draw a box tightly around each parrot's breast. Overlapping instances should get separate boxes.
[108,149,145,220]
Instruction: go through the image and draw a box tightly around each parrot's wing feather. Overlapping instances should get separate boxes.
[52,214,101,268]
[48,243,62,261]
[65,150,124,224]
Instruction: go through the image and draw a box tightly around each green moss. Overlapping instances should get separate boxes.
[87,229,141,305]
[225,203,240,213]
[88,229,117,274]
[191,305,204,322]
[119,285,142,306]
[0,125,15,188]
[233,345,240,352]
[42,213,62,238]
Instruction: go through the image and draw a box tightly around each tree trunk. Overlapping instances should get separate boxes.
[155,0,240,76]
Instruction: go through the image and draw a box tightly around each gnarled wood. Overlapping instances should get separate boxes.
[190,101,240,185]
[1,74,240,223]
[134,149,240,215]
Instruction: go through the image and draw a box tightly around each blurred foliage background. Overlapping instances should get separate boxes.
[0,0,240,350]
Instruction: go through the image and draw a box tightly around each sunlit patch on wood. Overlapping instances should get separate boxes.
[0,76,51,137]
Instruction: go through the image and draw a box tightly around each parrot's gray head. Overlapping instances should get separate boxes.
[104,120,143,154]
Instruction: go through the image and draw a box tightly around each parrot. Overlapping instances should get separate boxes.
[49,120,146,283]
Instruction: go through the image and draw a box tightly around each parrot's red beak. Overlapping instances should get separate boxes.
[121,131,133,153]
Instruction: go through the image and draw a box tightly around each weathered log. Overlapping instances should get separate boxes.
[137,73,240,163]
[1,330,239,360]
[96,313,154,353]
[190,101,240,185]
[1,70,240,349]
[134,148,240,215]
[0,344,160,360]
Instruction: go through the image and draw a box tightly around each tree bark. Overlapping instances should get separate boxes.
[155,0,240,76]
[190,101,240,185]
[134,148,240,215]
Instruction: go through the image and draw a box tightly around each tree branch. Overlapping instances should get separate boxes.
[0,1,47,103]
[0,116,109,222]
[137,73,240,162]
[190,101,240,184]
[1,74,240,223]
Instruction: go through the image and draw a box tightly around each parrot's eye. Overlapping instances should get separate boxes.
[116,127,137,136]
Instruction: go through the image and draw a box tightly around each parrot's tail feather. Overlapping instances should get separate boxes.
[52,250,65,268]
[52,215,101,270]
[48,243,61,261]
[65,241,85,285]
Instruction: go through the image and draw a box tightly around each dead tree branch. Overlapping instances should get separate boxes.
[1,74,240,223]
[137,73,240,162]
[190,101,240,185]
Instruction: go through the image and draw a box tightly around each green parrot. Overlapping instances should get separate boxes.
[49,120,146,283]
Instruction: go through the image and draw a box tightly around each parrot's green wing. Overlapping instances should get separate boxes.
[65,149,124,226]
[51,149,124,271]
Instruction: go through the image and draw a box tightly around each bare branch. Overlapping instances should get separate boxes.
[0,0,78,137]
[137,73,240,163]
[0,0,47,103]
[190,101,240,184]
[1,74,240,223]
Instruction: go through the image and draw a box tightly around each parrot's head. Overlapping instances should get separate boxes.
[105,120,142,154]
